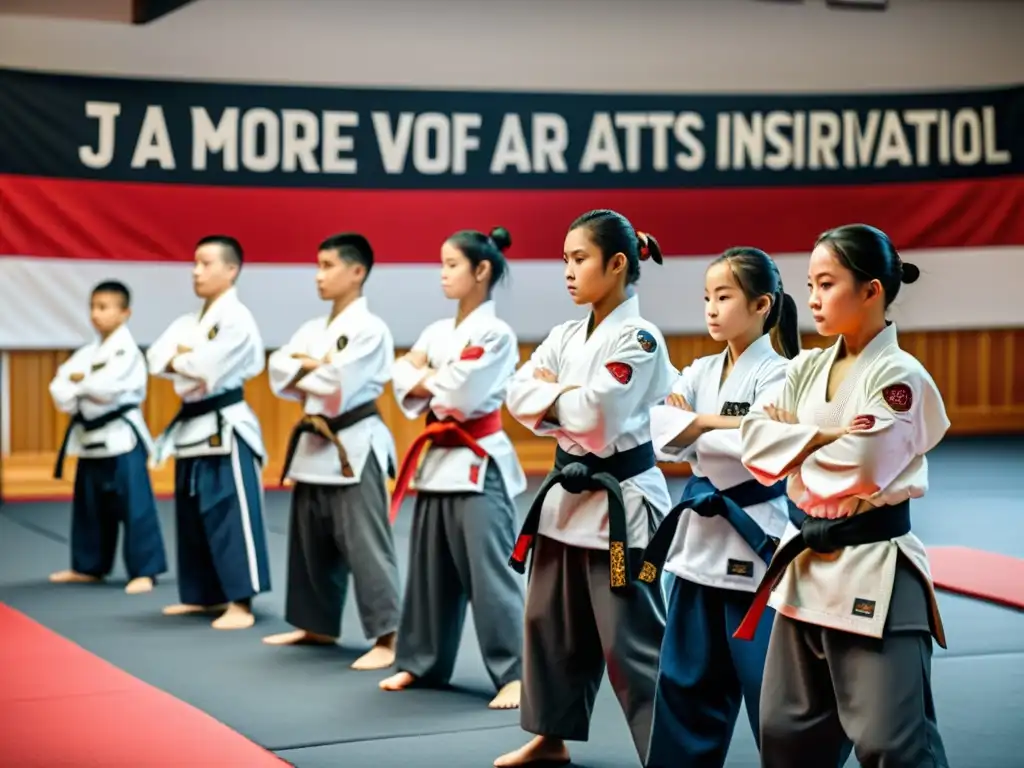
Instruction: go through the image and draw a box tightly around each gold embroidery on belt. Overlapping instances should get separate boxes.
[609,541,627,588]
[637,561,658,584]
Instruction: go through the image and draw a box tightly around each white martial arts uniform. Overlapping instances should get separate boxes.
[392,299,526,499]
[269,296,396,486]
[266,296,400,639]
[739,323,950,768]
[147,287,271,606]
[389,299,526,691]
[51,325,154,463]
[645,333,790,768]
[651,334,789,589]
[50,324,166,580]
[504,294,676,762]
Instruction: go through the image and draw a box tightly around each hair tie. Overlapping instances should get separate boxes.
[636,231,650,261]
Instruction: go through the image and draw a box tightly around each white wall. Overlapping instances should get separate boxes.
[1,0,1022,92]
[0,0,1022,350]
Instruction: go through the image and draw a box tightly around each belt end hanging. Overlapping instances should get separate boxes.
[733,588,771,641]
[388,497,403,525]
[508,534,533,573]
[732,616,760,642]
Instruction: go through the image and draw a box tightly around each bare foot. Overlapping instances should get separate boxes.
[49,570,100,584]
[125,576,154,595]
[162,603,227,616]
[488,680,521,710]
[494,736,570,767]
[351,633,397,670]
[379,671,417,691]
[263,629,336,646]
[212,602,255,630]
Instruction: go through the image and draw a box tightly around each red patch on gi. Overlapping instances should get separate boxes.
[469,463,481,484]
[605,361,633,385]
[460,345,485,361]
[882,384,913,412]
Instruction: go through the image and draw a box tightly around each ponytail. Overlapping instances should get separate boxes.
[711,247,801,359]
[769,292,800,359]
[568,210,663,286]
[636,231,664,266]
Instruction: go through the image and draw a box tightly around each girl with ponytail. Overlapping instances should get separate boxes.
[642,247,800,768]
[498,210,677,768]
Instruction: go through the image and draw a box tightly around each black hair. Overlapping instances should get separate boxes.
[91,279,131,309]
[815,224,919,309]
[319,232,374,282]
[445,226,511,290]
[709,248,800,359]
[196,234,244,271]
[568,209,664,285]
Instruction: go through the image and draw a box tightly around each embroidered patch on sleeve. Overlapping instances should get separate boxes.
[636,329,657,353]
[460,344,485,361]
[882,384,913,412]
[605,361,633,385]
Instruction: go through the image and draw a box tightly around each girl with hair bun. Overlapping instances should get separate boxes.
[498,209,677,767]
[381,226,527,711]
[737,223,950,767]
[642,246,802,767]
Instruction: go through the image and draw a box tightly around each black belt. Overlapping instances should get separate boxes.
[279,400,391,484]
[53,404,139,479]
[509,441,656,592]
[157,387,245,446]
[733,500,912,641]
[638,474,788,584]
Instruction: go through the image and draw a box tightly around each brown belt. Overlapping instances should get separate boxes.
[279,400,383,483]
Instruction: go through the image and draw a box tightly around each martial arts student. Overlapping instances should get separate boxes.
[641,248,800,768]
[263,233,402,671]
[496,209,676,768]
[147,235,272,631]
[736,223,950,767]
[379,226,527,710]
[48,280,167,594]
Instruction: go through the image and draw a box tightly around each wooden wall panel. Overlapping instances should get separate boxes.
[6,328,1024,482]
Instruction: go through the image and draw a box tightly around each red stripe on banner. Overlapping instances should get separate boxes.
[1,174,1023,264]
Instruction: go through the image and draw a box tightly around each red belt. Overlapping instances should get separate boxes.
[389,410,503,523]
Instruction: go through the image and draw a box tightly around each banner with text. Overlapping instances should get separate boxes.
[0,68,1022,347]
[0,67,1022,263]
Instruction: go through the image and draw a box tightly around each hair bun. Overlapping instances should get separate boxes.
[489,226,512,253]
[900,261,920,284]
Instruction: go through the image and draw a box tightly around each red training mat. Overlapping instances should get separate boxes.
[0,603,287,766]
[927,546,1024,610]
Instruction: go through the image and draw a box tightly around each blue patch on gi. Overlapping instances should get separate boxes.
[636,329,657,353]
